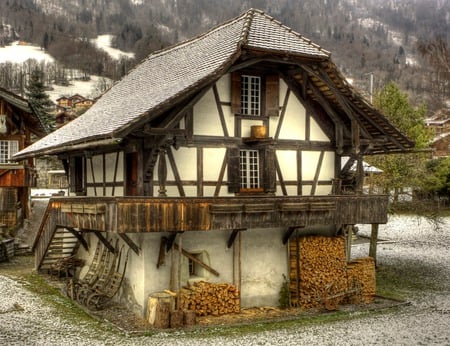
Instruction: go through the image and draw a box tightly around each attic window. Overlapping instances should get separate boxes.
[231,72,279,117]
[0,140,19,164]
[241,75,261,116]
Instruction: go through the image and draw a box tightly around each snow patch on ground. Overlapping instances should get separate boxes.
[0,41,54,63]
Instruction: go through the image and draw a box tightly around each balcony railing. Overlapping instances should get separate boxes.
[44,194,388,233]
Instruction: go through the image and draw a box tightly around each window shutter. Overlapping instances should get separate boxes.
[230,72,241,114]
[263,147,276,193]
[265,74,279,117]
[227,148,240,193]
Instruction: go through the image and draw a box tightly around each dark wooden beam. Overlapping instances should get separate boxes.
[119,233,140,255]
[227,229,246,248]
[283,226,304,245]
[166,232,183,252]
[65,227,88,251]
[93,230,116,254]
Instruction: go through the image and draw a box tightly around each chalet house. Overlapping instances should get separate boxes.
[56,94,87,110]
[0,87,47,229]
[14,10,414,317]
[73,98,94,112]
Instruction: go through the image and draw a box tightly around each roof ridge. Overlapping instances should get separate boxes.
[246,8,331,57]
[238,8,257,47]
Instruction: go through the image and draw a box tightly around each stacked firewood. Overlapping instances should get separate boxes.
[290,236,348,309]
[290,236,376,310]
[178,281,240,316]
[346,257,376,304]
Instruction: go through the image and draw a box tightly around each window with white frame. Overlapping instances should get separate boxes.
[0,140,19,164]
[240,149,260,188]
[241,75,261,116]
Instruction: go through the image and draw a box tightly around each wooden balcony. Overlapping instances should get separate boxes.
[33,194,389,270]
[43,195,389,234]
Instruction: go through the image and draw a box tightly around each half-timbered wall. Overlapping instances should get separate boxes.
[85,152,124,196]
[153,74,335,197]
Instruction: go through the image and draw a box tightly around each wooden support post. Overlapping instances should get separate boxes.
[345,225,353,262]
[369,224,379,266]
[158,148,167,197]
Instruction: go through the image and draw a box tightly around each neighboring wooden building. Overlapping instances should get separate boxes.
[426,109,450,158]
[14,10,414,316]
[56,94,91,111]
[73,98,94,112]
[0,87,47,229]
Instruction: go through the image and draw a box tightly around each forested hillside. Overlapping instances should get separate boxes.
[1,0,449,111]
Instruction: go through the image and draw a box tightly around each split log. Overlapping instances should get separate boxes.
[170,310,184,328]
[184,310,196,326]
[154,302,170,329]
[147,292,175,327]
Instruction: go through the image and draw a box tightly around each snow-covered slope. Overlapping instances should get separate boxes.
[0,36,128,101]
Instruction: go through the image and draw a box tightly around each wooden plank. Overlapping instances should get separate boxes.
[173,242,219,277]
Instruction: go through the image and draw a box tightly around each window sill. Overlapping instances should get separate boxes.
[237,188,265,195]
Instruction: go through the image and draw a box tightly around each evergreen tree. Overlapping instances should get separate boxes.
[25,68,54,133]
[367,82,432,202]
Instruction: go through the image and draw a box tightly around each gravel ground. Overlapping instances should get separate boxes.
[1,214,450,345]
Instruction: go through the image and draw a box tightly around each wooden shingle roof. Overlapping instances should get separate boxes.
[14,9,413,159]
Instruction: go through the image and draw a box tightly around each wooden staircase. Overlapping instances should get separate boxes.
[33,201,80,271]
[39,228,80,271]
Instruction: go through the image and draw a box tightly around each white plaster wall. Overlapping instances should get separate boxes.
[310,118,329,141]
[240,228,287,307]
[278,89,306,140]
[167,147,197,181]
[301,151,322,180]
[276,150,298,181]
[216,75,234,133]
[319,151,335,180]
[203,148,226,181]
[121,228,288,315]
[105,152,124,181]
[193,89,223,136]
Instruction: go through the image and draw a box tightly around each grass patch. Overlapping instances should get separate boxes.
[155,307,398,340]
[376,260,444,300]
